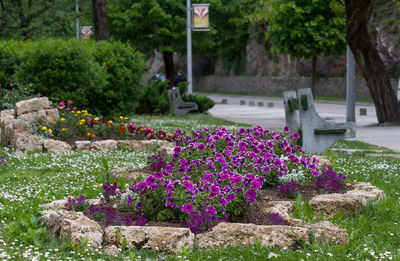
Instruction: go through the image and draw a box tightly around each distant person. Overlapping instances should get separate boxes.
[173,69,187,87]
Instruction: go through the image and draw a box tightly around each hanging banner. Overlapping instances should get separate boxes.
[192,4,210,31]
[81,26,92,39]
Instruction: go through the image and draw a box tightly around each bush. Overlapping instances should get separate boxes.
[0,80,38,111]
[135,80,171,115]
[0,38,147,117]
[183,94,215,113]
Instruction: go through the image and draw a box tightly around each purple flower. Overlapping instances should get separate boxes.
[207,205,217,215]
[290,132,300,139]
[175,129,182,136]
[210,185,220,194]
[226,193,236,202]
[182,203,194,214]
[135,216,147,226]
[246,189,257,202]
[265,212,285,225]
[283,126,290,132]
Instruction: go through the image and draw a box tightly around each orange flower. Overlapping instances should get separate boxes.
[87,133,91,137]
[91,134,96,138]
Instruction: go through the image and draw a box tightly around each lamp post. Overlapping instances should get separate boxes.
[346,44,356,122]
[75,0,80,40]
[186,0,193,95]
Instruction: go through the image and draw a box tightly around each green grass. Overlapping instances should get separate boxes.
[331,140,393,152]
[0,115,399,260]
[195,90,374,103]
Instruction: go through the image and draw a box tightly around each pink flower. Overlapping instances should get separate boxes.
[59,101,65,107]
[182,203,194,214]
[45,110,49,114]
[67,99,73,105]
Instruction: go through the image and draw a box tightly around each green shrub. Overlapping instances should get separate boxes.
[0,80,38,111]
[136,80,171,115]
[0,38,147,117]
[183,94,215,113]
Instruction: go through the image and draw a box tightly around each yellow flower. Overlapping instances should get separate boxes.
[61,113,65,116]
[60,118,65,122]
[77,111,81,114]
[49,129,53,134]
[119,116,123,120]
[80,119,85,122]
[59,106,64,110]
[94,117,99,121]
[62,128,67,131]
[74,114,78,117]
[79,122,84,125]
[124,117,128,120]
[71,110,75,113]
[41,126,47,131]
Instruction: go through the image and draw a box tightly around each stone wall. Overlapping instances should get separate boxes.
[194,76,399,99]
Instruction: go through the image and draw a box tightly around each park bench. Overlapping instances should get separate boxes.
[167,87,198,116]
[283,88,356,154]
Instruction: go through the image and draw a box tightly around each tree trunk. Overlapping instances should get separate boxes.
[92,0,109,41]
[346,0,400,124]
[163,51,175,87]
[311,56,317,97]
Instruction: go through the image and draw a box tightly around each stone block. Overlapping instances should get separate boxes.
[91,140,118,151]
[75,141,92,150]
[13,133,43,153]
[0,109,15,127]
[15,97,50,116]
[17,109,59,125]
[43,139,72,153]
[105,226,194,253]
[42,210,103,249]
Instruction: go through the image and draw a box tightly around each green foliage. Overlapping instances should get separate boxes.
[136,80,171,115]
[0,38,147,117]
[265,0,346,59]
[183,95,215,113]
[0,80,38,111]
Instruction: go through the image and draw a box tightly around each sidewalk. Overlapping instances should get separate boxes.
[199,93,400,152]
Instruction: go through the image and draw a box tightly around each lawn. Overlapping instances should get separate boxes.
[0,114,399,260]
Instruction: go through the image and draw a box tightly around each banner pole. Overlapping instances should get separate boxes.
[186,0,193,95]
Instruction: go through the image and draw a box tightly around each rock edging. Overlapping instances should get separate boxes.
[41,182,385,253]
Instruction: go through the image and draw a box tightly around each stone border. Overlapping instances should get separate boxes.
[0,97,175,153]
[41,182,385,254]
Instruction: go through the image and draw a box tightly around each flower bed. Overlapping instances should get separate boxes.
[41,125,386,253]
[0,97,175,153]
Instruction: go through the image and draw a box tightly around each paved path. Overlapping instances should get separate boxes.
[199,93,400,152]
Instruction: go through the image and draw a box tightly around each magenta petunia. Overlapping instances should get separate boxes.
[207,205,217,215]
[226,193,236,202]
[210,184,220,194]
[284,126,290,132]
[246,189,257,202]
[182,203,194,214]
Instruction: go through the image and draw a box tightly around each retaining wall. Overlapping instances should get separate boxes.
[194,76,399,99]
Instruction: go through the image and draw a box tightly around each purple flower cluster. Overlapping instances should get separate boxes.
[89,204,133,226]
[103,182,119,199]
[147,151,168,171]
[316,168,347,193]
[186,207,229,234]
[64,195,89,211]
[135,216,147,226]
[126,126,319,232]
[264,212,285,225]
[278,179,301,198]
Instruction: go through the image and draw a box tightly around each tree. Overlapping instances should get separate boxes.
[92,0,109,41]
[0,0,55,39]
[108,0,186,83]
[346,0,400,123]
[264,0,346,95]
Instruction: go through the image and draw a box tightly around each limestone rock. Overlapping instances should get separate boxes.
[1,122,14,147]
[42,210,103,248]
[12,119,30,134]
[13,133,43,153]
[0,109,15,126]
[314,155,333,171]
[15,97,50,116]
[109,168,151,185]
[308,221,348,245]
[117,139,174,151]
[196,222,310,250]
[91,140,118,151]
[105,226,194,253]
[75,141,92,150]
[41,198,101,210]
[308,182,386,218]
[196,222,347,250]
[17,109,59,125]
[43,139,72,153]
[261,201,302,226]
[104,245,122,255]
